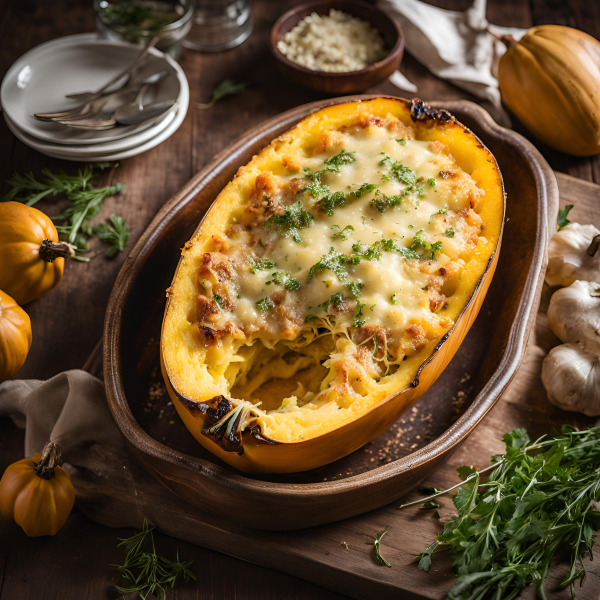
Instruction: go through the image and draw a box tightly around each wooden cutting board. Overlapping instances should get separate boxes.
[73,171,600,600]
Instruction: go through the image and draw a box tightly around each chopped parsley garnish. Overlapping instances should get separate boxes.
[264,200,314,243]
[256,297,273,311]
[411,230,443,260]
[438,208,448,214]
[352,238,419,263]
[212,294,224,310]
[268,271,301,291]
[428,178,436,187]
[352,182,378,198]
[319,182,380,217]
[324,150,356,171]
[390,294,397,304]
[443,228,455,238]
[318,191,347,216]
[396,138,406,146]
[307,247,349,282]
[353,301,366,327]
[331,224,355,240]
[304,150,357,182]
[379,154,417,186]
[345,281,364,299]
[416,183,425,197]
[302,180,331,199]
[352,240,382,261]
[370,304,376,311]
[318,292,345,312]
[370,190,407,214]
[250,258,275,273]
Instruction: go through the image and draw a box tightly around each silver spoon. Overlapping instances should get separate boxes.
[64,35,160,102]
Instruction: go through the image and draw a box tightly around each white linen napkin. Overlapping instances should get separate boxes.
[379,0,526,125]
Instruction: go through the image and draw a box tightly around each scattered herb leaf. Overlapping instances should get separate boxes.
[374,527,392,568]
[197,79,247,109]
[558,204,574,230]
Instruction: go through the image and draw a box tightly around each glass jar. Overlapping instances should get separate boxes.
[183,0,252,53]
[94,0,195,59]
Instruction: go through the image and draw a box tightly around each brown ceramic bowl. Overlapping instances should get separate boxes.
[104,97,558,531]
[270,0,404,93]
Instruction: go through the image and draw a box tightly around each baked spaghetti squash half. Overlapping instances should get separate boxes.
[161,98,504,474]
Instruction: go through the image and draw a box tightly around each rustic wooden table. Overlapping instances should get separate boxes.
[1,0,600,598]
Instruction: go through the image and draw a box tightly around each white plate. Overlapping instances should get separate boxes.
[4,70,189,162]
[1,34,184,146]
[4,107,176,156]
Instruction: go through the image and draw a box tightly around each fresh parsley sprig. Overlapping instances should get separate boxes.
[401,426,600,600]
[93,215,130,258]
[113,520,196,599]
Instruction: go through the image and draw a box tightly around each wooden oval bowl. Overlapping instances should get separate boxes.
[270,0,404,93]
[104,97,558,531]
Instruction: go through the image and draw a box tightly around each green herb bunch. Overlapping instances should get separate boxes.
[113,520,196,600]
[404,426,600,599]
[3,164,128,259]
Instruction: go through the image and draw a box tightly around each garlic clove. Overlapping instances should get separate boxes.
[547,280,600,354]
[541,342,600,416]
[545,222,600,287]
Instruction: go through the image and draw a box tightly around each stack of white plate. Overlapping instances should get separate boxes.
[1,34,189,162]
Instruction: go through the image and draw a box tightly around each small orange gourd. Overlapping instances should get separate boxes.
[0,289,32,382]
[0,202,74,305]
[0,441,75,537]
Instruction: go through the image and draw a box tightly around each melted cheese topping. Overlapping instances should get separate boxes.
[163,104,501,444]
[199,124,484,354]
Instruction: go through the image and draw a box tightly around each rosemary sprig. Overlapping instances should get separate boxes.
[113,520,196,600]
[402,426,600,599]
[374,526,391,568]
[197,79,247,109]
[3,164,128,256]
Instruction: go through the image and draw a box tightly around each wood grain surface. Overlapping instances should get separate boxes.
[2,1,600,599]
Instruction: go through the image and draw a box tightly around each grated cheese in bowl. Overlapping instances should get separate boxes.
[277,9,388,73]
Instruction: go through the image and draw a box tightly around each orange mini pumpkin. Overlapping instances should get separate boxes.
[0,289,32,382]
[0,202,74,305]
[0,441,75,537]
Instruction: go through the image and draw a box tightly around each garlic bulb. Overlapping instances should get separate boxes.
[547,280,600,353]
[545,222,600,287]
[541,343,600,416]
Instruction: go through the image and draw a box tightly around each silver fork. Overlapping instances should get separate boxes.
[33,35,160,121]
[64,35,160,102]
[34,70,168,123]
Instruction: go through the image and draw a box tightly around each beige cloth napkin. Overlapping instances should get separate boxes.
[379,0,526,125]
[0,370,124,470]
